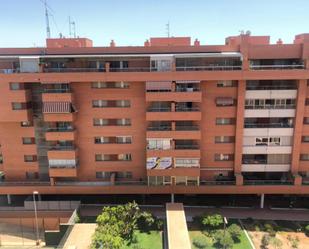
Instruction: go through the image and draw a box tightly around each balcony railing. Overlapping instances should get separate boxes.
[0,181,50,186]
[175,144,199,150]
[43,68,106,72]
[175,125,199,131]
[147,126,172,131]
[176,65,242,71]
[242,159,290,164]
[48,145,76,151]
[0,69,20,74]
[245,105,295,110]
[110,67,152,72]
[244,123,293,128]
[46,127,74,132]
[250,64,305,70]
[175,107,200,112]
[175,87,200,92]
[244,180,293,185]
[44,89,72,93]
[147,107,171,112]
[200,180,236,186]
[246,85,297,90]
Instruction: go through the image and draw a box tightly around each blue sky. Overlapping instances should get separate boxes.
[0,0,308,47]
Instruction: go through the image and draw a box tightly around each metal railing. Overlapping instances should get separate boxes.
[246,85,297,90]
[44,68,106,72]
[244,123,293,128]
[48,145,76,151]
[109,67,152,72]
[147,107,171,112]
[175,88,200,92]
[0,68,20,74]
[244,179,294,185]
[245,105,296,110]
[0,181,50,186]
[200,180,236,185]
[250,64,305,70]
[175,144,200,150]
[176,65,242,71]
[46,127,74,132]
[147,126,172,131]
[175,125,199,131]
[175,107,200,112]
[44,88,71,93]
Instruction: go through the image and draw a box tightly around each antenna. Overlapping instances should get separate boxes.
[69,16,76,38]
[166,22,170,37]
[44,0,51,38]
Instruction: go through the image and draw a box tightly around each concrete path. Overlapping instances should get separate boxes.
[62,224,96,249]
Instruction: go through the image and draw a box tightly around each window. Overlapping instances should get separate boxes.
[10,83,24,90]
[174,158,199,167]
[95,154,132,161]
[92,100,130,108]
[116,136,132,144]
[22,137,35,144]
[216,118,235,125]
[21,121,32,127]
[94,136,132,144]
[245,98,296,109]
[12,102,26,110]
[91,82,130,89]
[304,117,309,124]
[217,81,237,87]
[93,118,131,126]
[302,136,309,143]
[116,171,133,179]
[96,171,111,179]
[26,172,38,179]
[214,154,234,161]
[94,137,110,144]
[215,136,235,143]
[0,154,3,164]
[216,97,236,107]
[300,154,309,161]
[24,155,37,162]
[255,137,281,146]
[147,139,171,150]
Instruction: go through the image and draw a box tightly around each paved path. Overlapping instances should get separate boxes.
[166,203,191,249]
[62,224,96,249]
[80,205,309,221]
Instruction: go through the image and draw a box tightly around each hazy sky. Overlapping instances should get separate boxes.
[0,0,308,47]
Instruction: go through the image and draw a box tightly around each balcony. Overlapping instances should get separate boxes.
[244,123,293,128]
[243,179,293,185]
[43,67,106,73]
[244,109,296,118]
[47,145,77,160]
[250,64,304,70]
[245,90,297,99]
[250,59,304,70]
[49,167,77,178]
[146,111,201,121]
[246,80,297,90]
[45,127,76,141]
[146,91,202,102]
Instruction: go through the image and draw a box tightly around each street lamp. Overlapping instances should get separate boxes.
[223,217,228,249]
[33,191,40,246]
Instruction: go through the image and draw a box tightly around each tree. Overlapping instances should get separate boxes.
[227,224,242,241]
[270,237,283,249]
[305,224,309,236]
[192,235,209,249]
[214,230,234,249]
[201,214,223,229]
[91,202,154,249]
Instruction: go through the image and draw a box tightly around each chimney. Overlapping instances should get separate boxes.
[194,39,200,46]
[110,39,116,47]
[276,38,283,45]
[144,39,150,47]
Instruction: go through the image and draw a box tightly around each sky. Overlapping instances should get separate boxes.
[0,0,309,47]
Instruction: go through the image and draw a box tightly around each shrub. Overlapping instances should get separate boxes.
[213,230,234,249]
[288,236,299,249]
[227,224,242,241]
[201,214,223,229]
[261,234,270,249]
[270,237,283,249]
[192,235,209,249]
[264,223,276,237]
[305,225,309,236]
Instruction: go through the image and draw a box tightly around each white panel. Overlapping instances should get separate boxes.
[245,90,297,99]
[243,128,294,137]
[19,57,40,73]
[244,109,295,118]
[241,164,290,172]
[242,146,292,154]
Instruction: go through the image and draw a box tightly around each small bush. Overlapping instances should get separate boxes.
[213,230,234,249]
[201,214,223,229]
[305,224,309,236]
[270,237,283,249]
[264,223,276,237]
[192,235,209,249]
[261,234,270,249]
[227,224,242,241]
[287,235,299,249]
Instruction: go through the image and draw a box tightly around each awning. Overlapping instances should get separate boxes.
[216,97,234,106]
[175,80,200,84]
[43,102,71,113]
[146,81,172,91]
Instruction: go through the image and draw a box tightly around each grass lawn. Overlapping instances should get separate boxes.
[121,230,163,249]
[188,220,253,249]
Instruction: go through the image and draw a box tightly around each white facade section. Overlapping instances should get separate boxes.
[242,146,292,154]
[245,90,297,99]
[244,109,295,118]
[241,164,290,172]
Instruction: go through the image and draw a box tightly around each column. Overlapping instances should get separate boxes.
[171,193,175,203]
[291,80,306,176]
[7,194,11,205]
[260,194,265,209]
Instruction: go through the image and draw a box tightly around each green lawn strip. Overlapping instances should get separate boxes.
[188,219,253,249]
[121,230,162,249]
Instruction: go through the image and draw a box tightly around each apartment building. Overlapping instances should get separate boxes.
[0,33,309,198]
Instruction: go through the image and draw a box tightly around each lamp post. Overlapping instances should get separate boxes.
[223,217,228,249]
[33,191,40,246]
